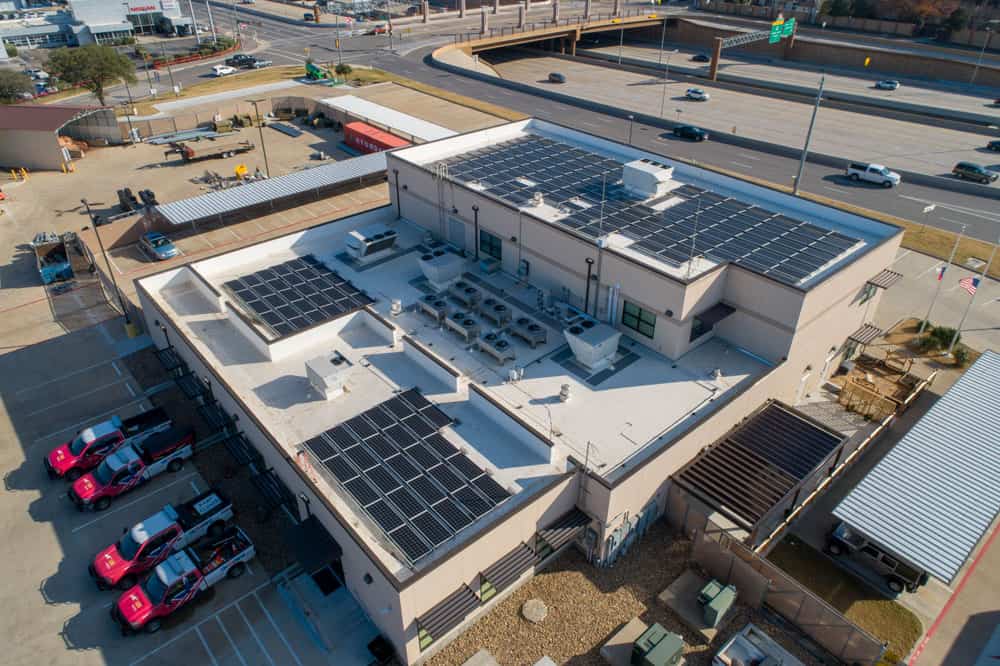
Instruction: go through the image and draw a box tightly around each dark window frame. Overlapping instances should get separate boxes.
[479,229,502,261]
[621,301,656,338]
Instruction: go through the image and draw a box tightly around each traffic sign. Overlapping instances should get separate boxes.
[769,20,783,44]
[782,17,795,37]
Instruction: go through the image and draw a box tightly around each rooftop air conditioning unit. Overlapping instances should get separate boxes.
[346,223,398,263]
[563,315,621,373]
[306,351,352,400]
[418,249,465,291]
[531,191,544,207]
[623,160,674,200]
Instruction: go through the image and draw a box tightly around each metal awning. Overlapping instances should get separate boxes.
[416,584,480,640]
[697,302,736,329]
[538,508,591,551]
[250,468,296,511]
[867,269,903,289]
[834,350,1000,583]
[848,323,884,345]
[319,95,457,142]
[283,515,342,573]
[481,543,538,592]
[675,402,845,529]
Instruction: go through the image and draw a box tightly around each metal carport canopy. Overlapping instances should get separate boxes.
[320,95,457,143]
[833,350,1000,583]
[153,151,387,225]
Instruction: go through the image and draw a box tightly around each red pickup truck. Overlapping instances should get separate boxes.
[112,527,255,635]
[90,489,234,590]
[45,408,171,481]
[69,427,194,511]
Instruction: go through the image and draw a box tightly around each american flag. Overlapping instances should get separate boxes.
[959,277,980,295]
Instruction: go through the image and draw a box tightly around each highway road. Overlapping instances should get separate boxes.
[39,4,1000,243]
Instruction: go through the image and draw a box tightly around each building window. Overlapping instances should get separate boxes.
[859,282,878,304]
[689,316,710,342]
[622,301,655,338]
[479,229,502,261]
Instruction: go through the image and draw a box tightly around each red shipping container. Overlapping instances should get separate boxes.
[344,121,410,154]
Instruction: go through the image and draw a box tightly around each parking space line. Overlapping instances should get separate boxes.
[236,604,276,666]
[253,591,304,666]
[71,472,197,533]
[17,360,117,395]
[196,627,220,666]
[216,616,249,666]
[129,580,272,666]
[190,479,200,494]
[33,396,146,444]
[22,379,129,418]
[111,361,122,377]
[126,382,137,398]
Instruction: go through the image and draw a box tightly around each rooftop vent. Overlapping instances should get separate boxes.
[623,160,674,200]
[418,249,464,291]
[345,223,397,262]
[306,351,352,400]
[563,315,620,373]
[531,191,544,207]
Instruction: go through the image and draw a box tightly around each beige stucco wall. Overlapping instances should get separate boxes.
[0,129,63,171]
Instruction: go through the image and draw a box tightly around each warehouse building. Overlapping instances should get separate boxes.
[0,104,120,170]
[136,118,902,664]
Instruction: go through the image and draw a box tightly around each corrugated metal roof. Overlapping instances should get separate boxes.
[868,269,903,289]
[154,152,386,225]
[320,95,457,142]
[848,323,883,345]
[0,104,100,132]
[833,350,1000,583]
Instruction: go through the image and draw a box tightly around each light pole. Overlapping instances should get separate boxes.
[659,48,678,118]
[81,199,130,325]
[793,73,824,196]
[970,23,997,85]
[387,0,394,52]
[657,17,666,66]
[122,78,137,143]
[919,203,936,235]
[205,0,217,43]
[626,114,634,144]
[188,0,201,45]
[947,238,997,355]
[618,26,624,63]
[920,222,966,334]
[248,98,270,177]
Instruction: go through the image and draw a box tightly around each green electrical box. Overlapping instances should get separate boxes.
[631,623,684,666]
[704,585,737,628]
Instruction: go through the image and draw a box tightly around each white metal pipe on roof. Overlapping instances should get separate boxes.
[320,95,457,143]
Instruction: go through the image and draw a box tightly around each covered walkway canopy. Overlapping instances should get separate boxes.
[834,350,1000,583]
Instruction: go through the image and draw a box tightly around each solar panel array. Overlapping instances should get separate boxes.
[224,255,373,338]
[441,135,863,285]
[302,389,511,564]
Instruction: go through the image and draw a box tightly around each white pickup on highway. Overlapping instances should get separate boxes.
[846,162,901,188]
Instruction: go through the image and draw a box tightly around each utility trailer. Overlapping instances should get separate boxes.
[165,139,254,162]
[31,232,73,284]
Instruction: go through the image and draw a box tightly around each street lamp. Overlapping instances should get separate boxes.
[626,114,634,145]
[659,48,678,118]
[971,22,998,85]
[81,199,130,326]
[793,73,825,196]
[247,98,271,178]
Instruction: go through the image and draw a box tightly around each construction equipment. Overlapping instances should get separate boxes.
[305,61,331,80]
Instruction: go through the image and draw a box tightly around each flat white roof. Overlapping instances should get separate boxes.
[320,95,457,143]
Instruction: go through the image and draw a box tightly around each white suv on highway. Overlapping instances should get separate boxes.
[846,162,901,188]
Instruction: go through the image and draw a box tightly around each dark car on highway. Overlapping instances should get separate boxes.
[225,54,271,69]
[672,125,708,141]
[952,161,998,184]
[987,140,1000,152]
[548,72,566,83]
[691,53,710,62]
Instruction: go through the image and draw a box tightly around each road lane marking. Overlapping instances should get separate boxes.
[216,616,249,666]
[737,153,761,161]
[125,382,136,398]
[730,161,753,170]
[824,186,849,195]
[898,195,1000,223]
[196,627,220,666]
[253,591,304,666]
[71,472,198,533]
[129,580,273,666]
[237,604,276,666]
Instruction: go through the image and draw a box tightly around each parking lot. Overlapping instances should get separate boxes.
[0,308,378,666]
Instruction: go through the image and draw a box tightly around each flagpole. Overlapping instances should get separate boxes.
[947,239,997,355]
[920,223,966,334]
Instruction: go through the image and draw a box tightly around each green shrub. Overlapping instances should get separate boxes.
[4,41,17,58]
[335,63,352,75]
[930,325,958,349]
[953,347,970,367]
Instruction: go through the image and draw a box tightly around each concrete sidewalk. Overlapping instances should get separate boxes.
[487,53,1000,184]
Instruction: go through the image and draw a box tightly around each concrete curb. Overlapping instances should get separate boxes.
[429,45,1000,200]
[577,48,1000,129]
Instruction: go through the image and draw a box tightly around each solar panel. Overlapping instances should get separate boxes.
[300,389,512,564]
[223,255,374,338]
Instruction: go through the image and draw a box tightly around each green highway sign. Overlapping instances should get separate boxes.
[782,17,796,37]
[769,20,783,44]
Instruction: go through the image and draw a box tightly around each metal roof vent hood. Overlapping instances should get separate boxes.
[306,351,352,400]
[623,160,674,199]
[418,249,464,291]
[563,314,621,373]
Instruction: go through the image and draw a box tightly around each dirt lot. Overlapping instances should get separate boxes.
[428,521,824,666]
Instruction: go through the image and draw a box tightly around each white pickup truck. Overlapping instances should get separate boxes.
[846,162,901,188]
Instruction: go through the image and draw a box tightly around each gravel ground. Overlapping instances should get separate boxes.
[427,519,825,666]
